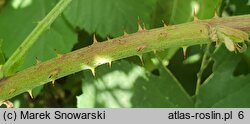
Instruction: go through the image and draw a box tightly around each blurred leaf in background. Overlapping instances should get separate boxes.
[0,0,77,107]
[150,0,193,27]
[196,46,250,107]
[221,0,250,16]
[78,60,193,108]
[64,0,157,38]
[0,0,77,70]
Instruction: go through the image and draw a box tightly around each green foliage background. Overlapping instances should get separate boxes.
[0,0,250,107]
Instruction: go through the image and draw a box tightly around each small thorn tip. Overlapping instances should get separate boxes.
[137,17,143,31]
[108,61,112,68]
[54,49,62,57]
[182,47,188,59]
[138,55,144,66]
[93,33,98,44]
[213,11,219,18]
[52,80,55,86]
[123,30,129,37]
[2,100,13,108]
[91,68,96,77]
[35,57,41,64]
[107,36,111,41]
[193,7,199,21]
[162,20,167,27]
[28,90,33,99]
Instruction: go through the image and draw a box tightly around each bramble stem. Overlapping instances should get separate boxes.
[0,15,250,102]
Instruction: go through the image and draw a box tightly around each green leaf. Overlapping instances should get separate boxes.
[77,60,193,108]
[151,0,193,27]
[196,46,250,107]
[64,0,156,38]
[0,0,77,70]
[21,17,77,69]
[221,0,250,16]
[151,0,221,26]
[197,0,221,19]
